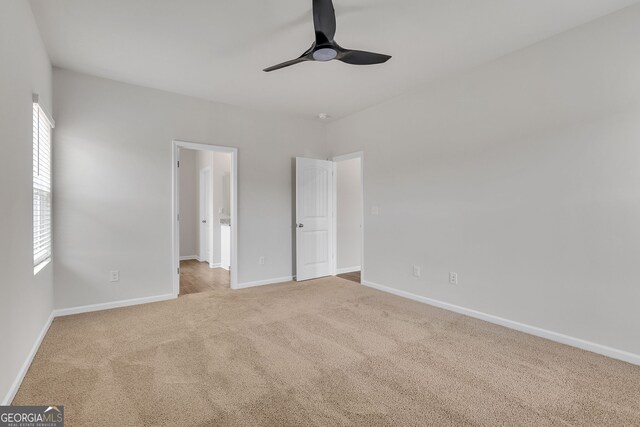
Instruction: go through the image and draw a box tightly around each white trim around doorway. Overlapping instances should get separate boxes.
[172,140,239,293]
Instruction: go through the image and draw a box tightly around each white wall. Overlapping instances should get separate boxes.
[327,5,640,356]
[336,157,362,271]
[0,2,53,403]
[178,148,197,258]
[52,68,327,308]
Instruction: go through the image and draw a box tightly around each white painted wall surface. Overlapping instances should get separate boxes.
[327,5,640,356]
[0,2,54,403]
[178,148,197,258]
[336,158,362,271]
[52,68,327,309]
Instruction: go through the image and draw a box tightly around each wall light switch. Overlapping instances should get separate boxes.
[110,270,120,282]
[371,206,380,216]
[258,256,265,265]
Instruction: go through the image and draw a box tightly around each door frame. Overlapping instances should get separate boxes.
[198,166,213,266]
[172,140,239,293]
[331,151,365,282]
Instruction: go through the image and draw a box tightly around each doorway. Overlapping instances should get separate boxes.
[172,140,238,295]
[333,152,364,284]
[293,153,364,283]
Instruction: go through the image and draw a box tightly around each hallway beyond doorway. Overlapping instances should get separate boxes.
[337,271,361,284]
[179,260,229,295]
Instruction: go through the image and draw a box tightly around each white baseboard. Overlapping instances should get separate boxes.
[336,266,361,275]
[53,294,177,317]
[209,263,221,269]
[362,280,640,366]
[234,276,294,290]
[2,312,54,405]
[220,265,230,271]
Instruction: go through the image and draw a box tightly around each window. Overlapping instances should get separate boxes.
[33,96,54,271]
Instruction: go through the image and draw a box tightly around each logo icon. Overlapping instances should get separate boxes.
[0,405,64,426]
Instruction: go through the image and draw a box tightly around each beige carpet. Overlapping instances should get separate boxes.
[13,277,640,426]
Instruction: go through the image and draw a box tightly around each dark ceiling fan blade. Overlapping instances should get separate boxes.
[263,57,310,72]
[263,2,392,72]
[313,0,336,44]
[338,49,391,65]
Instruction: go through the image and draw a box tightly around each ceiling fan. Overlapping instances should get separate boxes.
[263,0,391,72]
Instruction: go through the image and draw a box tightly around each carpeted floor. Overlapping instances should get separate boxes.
[13,277,640,426]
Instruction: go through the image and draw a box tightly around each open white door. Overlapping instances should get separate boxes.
[199,167,212,265]
[296,157,334,281]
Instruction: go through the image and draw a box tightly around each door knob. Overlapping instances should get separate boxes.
[202,220,207,224]
[298,223,304,228]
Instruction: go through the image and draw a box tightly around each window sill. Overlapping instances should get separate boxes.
[34,258,51,276]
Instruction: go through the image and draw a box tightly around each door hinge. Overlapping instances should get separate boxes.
[177,213,180,221]
[177,160,180,167]
[177,267,180,275]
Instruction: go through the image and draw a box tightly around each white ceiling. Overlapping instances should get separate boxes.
[30,0,638,120]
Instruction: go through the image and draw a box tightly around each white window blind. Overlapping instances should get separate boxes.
[33,100,53,268]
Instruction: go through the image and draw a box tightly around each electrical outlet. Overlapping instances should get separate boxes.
[371,206,380,216]
[413,265,421,278]
[449,272,458,285]
[258,256,265,265]
[110,270,120,282]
